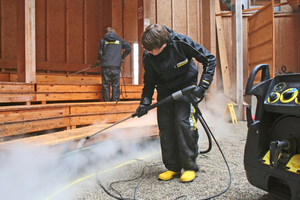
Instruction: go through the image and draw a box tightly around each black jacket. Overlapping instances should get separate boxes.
[98,33,132,67]
[141,27,216,105]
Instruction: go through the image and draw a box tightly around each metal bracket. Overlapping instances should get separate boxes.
[232,4,235,13]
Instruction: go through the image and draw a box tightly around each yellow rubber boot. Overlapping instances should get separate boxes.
[180,171,196,182]
[158,170,181,181]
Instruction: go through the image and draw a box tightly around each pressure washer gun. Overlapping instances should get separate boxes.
[66,62,100,77]
[132,85,197,118]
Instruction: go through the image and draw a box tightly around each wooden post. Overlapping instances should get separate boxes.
[231,0,243,120]
[25,0,36,83]
[17,0,25,82]
[201,0,217,92]
[215,0,232,96]
[138,0,147,84]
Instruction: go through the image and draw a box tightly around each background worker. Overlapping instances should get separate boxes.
[97,27,132,102]
[135,24,216,182]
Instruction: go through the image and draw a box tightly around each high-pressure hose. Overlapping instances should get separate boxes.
[78,85,213,151]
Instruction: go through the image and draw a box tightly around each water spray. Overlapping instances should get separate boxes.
[77,86,200,149]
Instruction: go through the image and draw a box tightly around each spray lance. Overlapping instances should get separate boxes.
[66,63,100,77]
[77,85,212,150]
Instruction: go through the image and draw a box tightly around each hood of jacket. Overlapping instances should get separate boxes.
[103,32,119,42]
[164,26,175,41]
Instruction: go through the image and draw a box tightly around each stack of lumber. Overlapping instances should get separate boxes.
[0,110,159,154]
[0,82,144,104]
[0,79,159,151]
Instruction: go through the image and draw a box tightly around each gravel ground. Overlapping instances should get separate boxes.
[55,120,278,200]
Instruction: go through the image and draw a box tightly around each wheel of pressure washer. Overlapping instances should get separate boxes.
[269,115,300,154]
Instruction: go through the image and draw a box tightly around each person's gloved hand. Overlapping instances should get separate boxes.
[136,104,149,117]
[192,86,206,100]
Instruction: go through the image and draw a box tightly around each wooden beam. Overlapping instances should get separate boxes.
[25,0,36,83]
[215,0,232,96]
[231,0,243,120]
[17,0,25,82]
[201,0,217,92]
[138,0,145,84]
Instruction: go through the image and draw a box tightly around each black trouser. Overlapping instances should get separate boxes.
[101,67,120,102]
[157,94,199,172]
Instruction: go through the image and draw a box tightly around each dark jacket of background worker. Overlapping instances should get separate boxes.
[97,27,132,102]
[136,24,216,182]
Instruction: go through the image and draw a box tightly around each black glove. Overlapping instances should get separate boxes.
[192,86,206,100]
[91,61,101,68]
[136,104,149,118]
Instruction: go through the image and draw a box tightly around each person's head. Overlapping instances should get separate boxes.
[142,24,170,55]
[105,27,115,34]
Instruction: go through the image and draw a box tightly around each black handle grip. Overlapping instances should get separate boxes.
[245,64,270,95]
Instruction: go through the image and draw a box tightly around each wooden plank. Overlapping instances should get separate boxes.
[215,0,231,96]
[66,0,84,64]
[202,0,216,92]
[274,14,300,74]
[36,84,102,92]
[0,117,70,137]
[36,92,101,101]
[70,113,135,126]
[248,1,275,81]
[120,92,143,99]
[0,73,9,82]
[70,101,138,115]
[0,82,34,92]
[37,84,142,93]
[173,0,187,34]
[0,106,69,124]
[0,94,35,103]
[36,0,47,62]
[85,0,102,64]
[47,0,66,62]
[9,73,133,84]
[0,117,159,150]
[17,0,25,82]
[157,0,172,28]
[1,1,17,60]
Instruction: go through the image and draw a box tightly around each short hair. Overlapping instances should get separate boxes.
[105,27,115,34]
[142,24,170,51]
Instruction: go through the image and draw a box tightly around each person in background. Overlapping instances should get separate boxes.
[135,24,216,182]
[97,27,132,102]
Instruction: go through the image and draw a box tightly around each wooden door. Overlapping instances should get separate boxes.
[248,1,275,83]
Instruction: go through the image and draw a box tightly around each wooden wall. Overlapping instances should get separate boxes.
[111,0,138,77]
[219,12,300,92]
[150,0,201,44]
[0,0,299,96]
[0,0,138,80]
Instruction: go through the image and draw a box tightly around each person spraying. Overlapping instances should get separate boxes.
[135,24,216,182]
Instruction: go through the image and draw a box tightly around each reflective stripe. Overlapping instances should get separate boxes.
[176,58,188,68]
[105,40,120,44]
[189,103,197,130]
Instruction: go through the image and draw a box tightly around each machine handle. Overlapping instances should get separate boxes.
[269,140,289,168]
[245,64,270,95]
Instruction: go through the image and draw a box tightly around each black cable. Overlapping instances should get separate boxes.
[197,118,232,200]
[96,160,162,200]
[188,93,231,199]
[95,93,231,200]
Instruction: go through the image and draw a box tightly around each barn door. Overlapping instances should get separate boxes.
[248,1,275,83]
